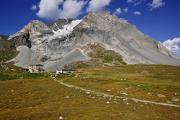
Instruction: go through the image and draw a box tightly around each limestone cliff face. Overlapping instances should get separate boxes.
[7,12,180,71]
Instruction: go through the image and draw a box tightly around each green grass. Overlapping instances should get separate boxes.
[0,72,48,81]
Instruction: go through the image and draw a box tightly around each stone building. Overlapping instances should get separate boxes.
[28,64,44,73]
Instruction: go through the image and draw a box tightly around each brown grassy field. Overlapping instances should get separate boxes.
[0,64,180,120]
[63,65,180,104]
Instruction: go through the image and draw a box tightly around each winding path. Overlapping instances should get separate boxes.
[51,75,180,108]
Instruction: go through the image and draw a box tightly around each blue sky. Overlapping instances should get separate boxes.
[0,0,180,43]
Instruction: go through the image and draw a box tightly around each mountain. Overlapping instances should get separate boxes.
[7,12,180,71]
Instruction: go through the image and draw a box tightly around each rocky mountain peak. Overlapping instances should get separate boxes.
[8,20,52,41]
[78,12,128,31]
[19,20,52,35]
[8,20,53,47]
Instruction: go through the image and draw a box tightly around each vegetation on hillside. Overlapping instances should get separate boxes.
[88,44,126,65]
[0,40,17,62]
[66,44,126,69]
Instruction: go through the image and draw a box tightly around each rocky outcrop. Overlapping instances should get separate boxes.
[10,32,31,48]
[8,20,53,47]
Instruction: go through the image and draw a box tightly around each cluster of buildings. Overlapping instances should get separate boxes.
[25,64,75,74]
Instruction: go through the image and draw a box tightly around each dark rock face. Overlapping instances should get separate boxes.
[10,32,31,48]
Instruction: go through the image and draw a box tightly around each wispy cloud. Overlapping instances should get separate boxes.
[126,0,145,6]
[113,7,128,16]
[149,0,165,9]
[127,0,134,3]
[127,0,165,10]
[133,11,142,15]
[31,5,37,10]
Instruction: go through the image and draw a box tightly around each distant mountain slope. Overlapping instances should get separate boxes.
[7,12,180,71]
[0,35,8,41]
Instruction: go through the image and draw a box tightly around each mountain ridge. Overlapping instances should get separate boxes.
[7,12,180,71]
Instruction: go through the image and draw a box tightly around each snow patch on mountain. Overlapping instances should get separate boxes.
[163,38,180,59]
[53,19,82,38]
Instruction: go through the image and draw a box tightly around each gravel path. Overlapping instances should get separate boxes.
[51,75,180,108]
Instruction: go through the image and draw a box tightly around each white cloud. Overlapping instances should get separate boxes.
[127,0,145,6]
[133,11,142,15]
[36,0,86,20]
[37,0,63,20]
[163,38,180,58]
[149,0,165,9]
[60,0,86,18]
[36,0,114,20]
[87,0,112,12]
[113,7,128,16]
[31,5,37,10]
